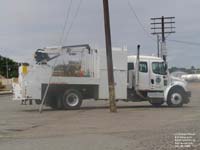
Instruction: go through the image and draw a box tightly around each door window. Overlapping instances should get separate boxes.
[152,62,167,75]
[128,62,134,70]
[139,62,148,73]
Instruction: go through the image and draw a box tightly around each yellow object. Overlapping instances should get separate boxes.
[22,66,28,74]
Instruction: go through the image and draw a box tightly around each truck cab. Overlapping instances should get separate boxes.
[128,56,168,91]
[127,55,191,107]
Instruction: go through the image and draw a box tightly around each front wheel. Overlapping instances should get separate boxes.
[149,100,164,107]
[62,89,82,110]
[167,88,184,107]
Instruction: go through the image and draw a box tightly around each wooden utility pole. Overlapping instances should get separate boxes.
[161,16,166,61]
[157,35,160,57]
[103,0,117,112]
[150,16,175,61]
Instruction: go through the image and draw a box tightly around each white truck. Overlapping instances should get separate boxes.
[12,44,191,109]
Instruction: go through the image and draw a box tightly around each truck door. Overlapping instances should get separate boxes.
[138,61,150,90]
[150,61,167,91]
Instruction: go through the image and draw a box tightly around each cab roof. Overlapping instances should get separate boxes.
[128,55,163,62]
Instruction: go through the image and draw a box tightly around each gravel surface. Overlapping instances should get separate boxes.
[0,82,200,150]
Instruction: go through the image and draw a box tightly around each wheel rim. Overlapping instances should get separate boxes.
[170,93,182,105]
[65,93,79,107]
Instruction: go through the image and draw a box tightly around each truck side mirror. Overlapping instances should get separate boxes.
[164,63,168,71]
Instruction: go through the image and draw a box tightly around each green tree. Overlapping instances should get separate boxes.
[0,55,18,78]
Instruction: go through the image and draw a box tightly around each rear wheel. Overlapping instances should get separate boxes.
[35,99,41,105]
[167,88,184,107]
[62,89,82,110]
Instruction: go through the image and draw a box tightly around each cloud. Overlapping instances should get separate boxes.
[0,0,199,67]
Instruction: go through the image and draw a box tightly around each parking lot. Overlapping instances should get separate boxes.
[0,82,200,150]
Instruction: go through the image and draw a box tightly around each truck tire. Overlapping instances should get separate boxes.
[149,100,164,107]
[167,88,184,107]
[62,89,82,110]
[35,99,41,105]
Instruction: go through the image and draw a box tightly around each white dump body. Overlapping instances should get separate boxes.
[13,47,127,100]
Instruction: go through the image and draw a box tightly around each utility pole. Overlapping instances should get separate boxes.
[150,16,175,61]
[103,0,117,112]
[157,35,160,57]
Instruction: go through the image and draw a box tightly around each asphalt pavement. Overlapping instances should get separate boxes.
[0,82,200,150]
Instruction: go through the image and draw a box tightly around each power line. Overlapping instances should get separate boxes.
[40,0,83,113]
[167,39,200,46]
[63,0,83,44]
[60,0,73,45]
[127,0,155,42]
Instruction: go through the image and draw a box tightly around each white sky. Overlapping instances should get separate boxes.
[0,0,200,67]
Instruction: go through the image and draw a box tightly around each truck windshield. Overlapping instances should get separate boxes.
[152,62,167,75]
